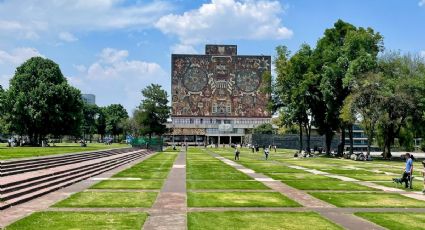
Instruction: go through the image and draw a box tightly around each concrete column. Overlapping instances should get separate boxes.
[218,136,221,145]
[230,136,232,145]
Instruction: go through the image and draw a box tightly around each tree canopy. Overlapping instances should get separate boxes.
[136,84,170,138]
[4,57,83,145]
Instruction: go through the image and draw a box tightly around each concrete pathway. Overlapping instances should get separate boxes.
[142,151,187,230]
[0,151,156,229]
[209,151,386,230]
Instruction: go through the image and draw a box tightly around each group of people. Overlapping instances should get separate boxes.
[234,144,275,161]
[393,152,425,193]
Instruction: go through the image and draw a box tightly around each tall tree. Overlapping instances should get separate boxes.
[309,19,383,154]
[104,104,128,141]
[275,44,314,153]
[81,103,100,142]
[4,57,83,145]
[137,84,170,139]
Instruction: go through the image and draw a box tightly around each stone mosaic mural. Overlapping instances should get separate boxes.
[171,45,271,117]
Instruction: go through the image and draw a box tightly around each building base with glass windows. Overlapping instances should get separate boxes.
[165,44,272,146]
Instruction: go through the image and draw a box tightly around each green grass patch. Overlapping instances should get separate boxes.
[265,173,331,181]
[54,191,157,208]
[283,180,377,191]
[0,143,128,160]
[113,152,177,179]
[187,180,269,190]
[91,180,163,189]
[374,181,424,191]
[355,212,425,230]
[310,192,425,207]
[187,192,300,207]
[5,211,147,230]
[188,211,342,230]
[347,174,398,181]
[241,163,302,173]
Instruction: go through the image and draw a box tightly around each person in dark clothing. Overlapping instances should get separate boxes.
[393,153,414,188]
[234,148,240,160]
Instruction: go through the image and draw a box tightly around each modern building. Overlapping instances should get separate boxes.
[82,94,96,105]
[166,45,272,145]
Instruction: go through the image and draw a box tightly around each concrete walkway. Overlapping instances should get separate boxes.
[143,151,187,230]
[0,151,157,228]
[208,151,385,230]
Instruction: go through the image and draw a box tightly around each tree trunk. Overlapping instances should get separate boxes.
[349,125,354,154]
[304,123,311,153]
[383,126,393,159]
[325,131,333,155]
[338,125,345,156]
[299,122,303,152]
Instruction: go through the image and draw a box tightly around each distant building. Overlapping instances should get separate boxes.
[165,44,272,145]
[82,94,96,105]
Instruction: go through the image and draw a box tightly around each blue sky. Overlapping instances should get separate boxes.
[0,0,424,114]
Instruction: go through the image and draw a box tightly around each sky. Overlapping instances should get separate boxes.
[0,0,424,114]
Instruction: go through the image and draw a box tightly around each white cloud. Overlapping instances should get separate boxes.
[155,0,293,45]
[0,0,172,41]
[59,32,78,42]
[420,50,425,58]
[171,44,198,54]
[0,47,44,88]
[71,48,168,112]
[0,47,43,65]
[419,0,425,6]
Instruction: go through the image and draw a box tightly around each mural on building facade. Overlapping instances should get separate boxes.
[171,45,271,117]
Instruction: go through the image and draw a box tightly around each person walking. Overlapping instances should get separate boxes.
[234,148,240,161]
[398,153,414,188]
[264,147,269,160]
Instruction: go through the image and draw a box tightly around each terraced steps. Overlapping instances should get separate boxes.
[0,148,154,210]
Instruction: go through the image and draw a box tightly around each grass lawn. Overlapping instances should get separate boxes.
[374,181,424,192]
[113,152,177,179]
[346,174,397,181]
[5,212,147,230]
[239,163,302,173]
[188,211,342,230]
[187,192,300,207]
[187,180,269,190]
[91,180,164,189]
[283,180,377,191]
[355,212,425,230]
[53,191,157,208]
[265,173,331,181]
[0,143,129,160]
[310,192,425,207]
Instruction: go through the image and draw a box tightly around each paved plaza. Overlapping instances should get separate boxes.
[2,147,425,229]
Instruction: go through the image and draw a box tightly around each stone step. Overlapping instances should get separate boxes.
[1,148,136,176]
[1,151,148,198]
[0,150,142,187]
[0,150,152,210]
[1,152,145,201]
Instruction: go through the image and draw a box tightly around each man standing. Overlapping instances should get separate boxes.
[399,153,413,189]
[234,148,240,161]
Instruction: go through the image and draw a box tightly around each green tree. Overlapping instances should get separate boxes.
[104,104,128,142]
[253,123,274,134]
[81,103,100,142]
[4,57,83,145]
[96,107,107,141]
[275,44,314,152]
[309,19,383,154]
[0,85,8,135]
[137,84,170,139]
